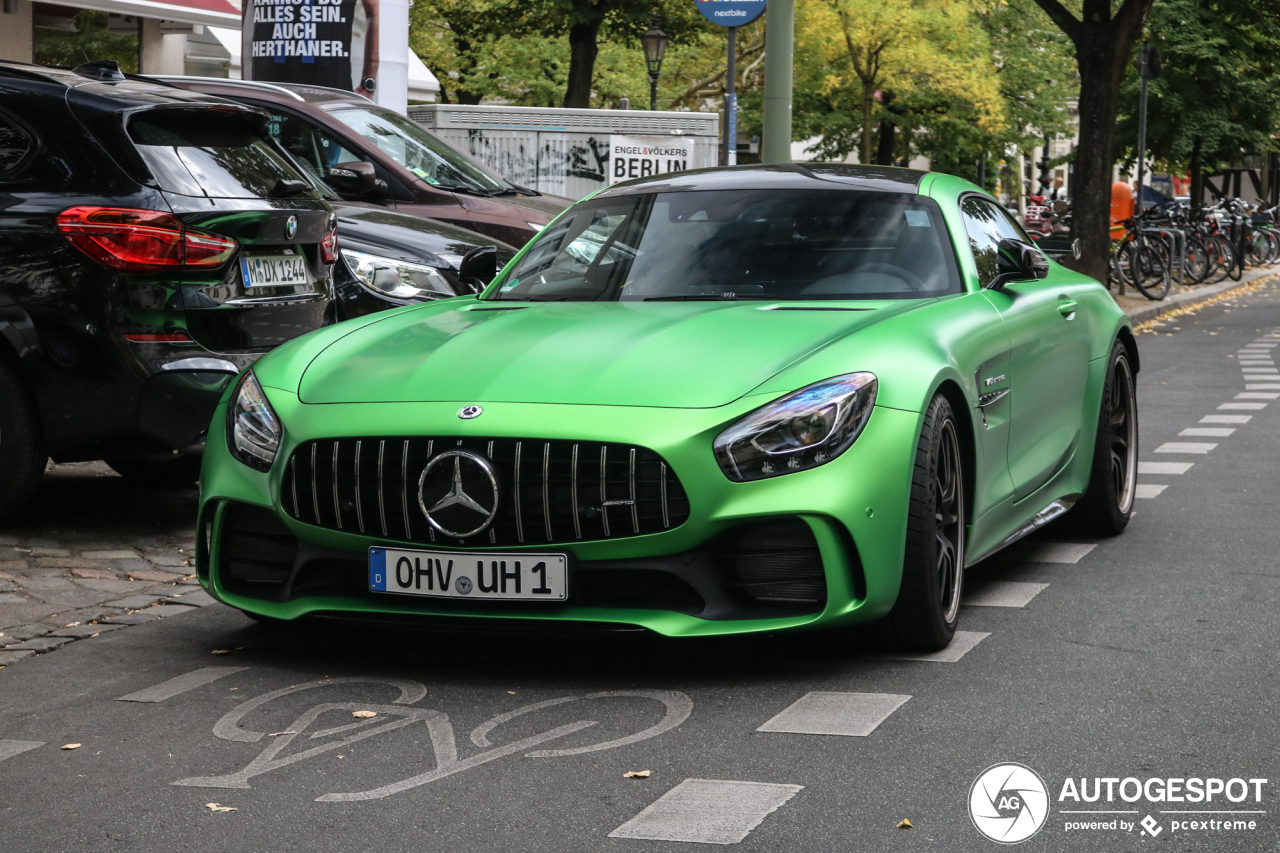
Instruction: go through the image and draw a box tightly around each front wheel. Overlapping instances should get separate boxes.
[1074,340,1138,535]
[884,394,966,651]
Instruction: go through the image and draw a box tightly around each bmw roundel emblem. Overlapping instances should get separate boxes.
[284,215,298,239]
[458,405,483,420]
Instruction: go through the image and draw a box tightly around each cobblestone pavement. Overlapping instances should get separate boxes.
[0,461,205,667]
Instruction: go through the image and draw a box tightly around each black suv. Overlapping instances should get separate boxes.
[0,61,338,518]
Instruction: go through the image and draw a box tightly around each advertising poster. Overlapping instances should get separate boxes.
[608,135,693,185]
[246,0,380,95]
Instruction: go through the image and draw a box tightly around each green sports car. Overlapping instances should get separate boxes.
[197,165,1138,650]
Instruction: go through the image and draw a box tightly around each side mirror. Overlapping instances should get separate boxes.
[987,238,1049,290]
[326,161,386,197]
[458,245,498,291]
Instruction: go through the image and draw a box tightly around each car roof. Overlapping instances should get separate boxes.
[596,164,928,196]
[154,76,374,107]
[0,61,239,109]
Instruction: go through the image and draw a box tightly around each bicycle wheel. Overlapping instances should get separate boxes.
[1132,242,1171,300]
[1185,236,1213,284]
[1210,236,1237,283]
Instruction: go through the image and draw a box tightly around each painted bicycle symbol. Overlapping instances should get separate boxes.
[173,678,692,802]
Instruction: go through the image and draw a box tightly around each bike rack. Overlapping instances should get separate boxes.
[1142,226,1187,286]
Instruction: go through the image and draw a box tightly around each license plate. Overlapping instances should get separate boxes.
[369,547,568,601]
[240,254,309,288]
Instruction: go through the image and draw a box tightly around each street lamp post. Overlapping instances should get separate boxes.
[642,18,669,111]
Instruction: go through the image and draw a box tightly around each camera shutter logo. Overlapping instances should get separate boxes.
[969,763,1050,844]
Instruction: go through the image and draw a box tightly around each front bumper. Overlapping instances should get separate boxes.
[198,390,922,637]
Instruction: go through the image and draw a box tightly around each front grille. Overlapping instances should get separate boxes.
[728,519,826,604]
[282,437,690,547]
[220,502,298,588]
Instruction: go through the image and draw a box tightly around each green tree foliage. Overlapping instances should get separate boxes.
[33,11,139,73]
[1114,0,1280,199]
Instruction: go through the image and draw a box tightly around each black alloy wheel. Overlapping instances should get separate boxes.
[886,393,966,651]
[1076,340,1138,535]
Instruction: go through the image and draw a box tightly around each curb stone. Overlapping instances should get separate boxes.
[1119,267,1278,324]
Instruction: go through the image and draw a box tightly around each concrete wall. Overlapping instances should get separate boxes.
[0,0,33,63]
[139,19,185,76]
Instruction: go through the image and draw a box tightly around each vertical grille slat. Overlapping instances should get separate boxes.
[377,440,388,537]
[514,441,524,544]
[599,446,610,537]
[284,436,689,546]
[309,444,320,526]
[354,440,365,534]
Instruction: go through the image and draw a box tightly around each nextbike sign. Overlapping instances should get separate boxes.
[609,135,693,185]
[693,0,766,27]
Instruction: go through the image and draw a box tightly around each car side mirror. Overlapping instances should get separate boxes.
[987,238,1049,290]
[326,161,387,197]
[458,245,498,291]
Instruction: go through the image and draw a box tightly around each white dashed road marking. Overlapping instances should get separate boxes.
[873,631,991,663]
[1246,384,1280,390]
[1218,402,1267,410]
[117,666,250,703]
[0,740,44,763]
[1236,392,1279,400]
[757,692,911,737]
[1136,484,1168,499]
[1180,428,1235,437]
[963,582,1049,608]
[1156,442,1217,453]
[1139,461,1194,475]
[609,779,804,845]
[1008,541,1096,563]
[1200,415,1251,424]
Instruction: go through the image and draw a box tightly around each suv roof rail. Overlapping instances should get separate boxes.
[151,75,307,102]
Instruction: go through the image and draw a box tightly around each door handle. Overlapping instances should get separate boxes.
[1058,296,1078,318]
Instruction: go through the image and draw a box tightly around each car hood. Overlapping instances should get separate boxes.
[298,300,921,408]
[333,206,517,267]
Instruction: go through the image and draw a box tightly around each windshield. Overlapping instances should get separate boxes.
[491,190,961,302]
[329,106,508,194]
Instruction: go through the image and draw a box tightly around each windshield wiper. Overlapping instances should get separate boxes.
[642,294,776,301]
[269,179,312,198]
[490,295,572,302]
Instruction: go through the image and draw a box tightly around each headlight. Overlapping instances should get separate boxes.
[341,249,454,301]
[227,371,281,472]
[714,373,877,482]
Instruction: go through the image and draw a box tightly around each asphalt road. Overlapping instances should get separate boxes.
[2,283,1278,852]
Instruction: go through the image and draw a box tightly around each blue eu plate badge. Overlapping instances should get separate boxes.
[369,548,387,591]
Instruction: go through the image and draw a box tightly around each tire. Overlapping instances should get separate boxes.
[105,455,202,487]
[1074,340,1138,535]
[884,394,966,651]
[1132,241,1171,300]
[0,356,46,522]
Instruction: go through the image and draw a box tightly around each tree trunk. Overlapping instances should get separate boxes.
[876,91,896,165]
[1189,138,1203,213]
[860,84,875,165]
[1069,45,1121,281]
[564,10,606,109]
[1032,0,1154,282]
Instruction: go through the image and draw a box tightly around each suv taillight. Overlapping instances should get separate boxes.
[320,227,338,265]
[56,206,238,273]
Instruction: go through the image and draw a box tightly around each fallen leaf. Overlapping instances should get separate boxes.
[897,819,912,829]
[623,770,651,779]
[205,803,237,813]
[352,710,378,719]
[211,649,229,655]
[65,622,79,627]
[61,743,82,750]
[268,731,299,737]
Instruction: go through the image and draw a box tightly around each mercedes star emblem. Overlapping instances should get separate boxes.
[284,215,298,239]
[458,405,483,419]
[417,450,499,538]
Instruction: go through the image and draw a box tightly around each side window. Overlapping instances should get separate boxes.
[263,111,363,182]
[961,197,1028,287]
[0,110,34,180]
